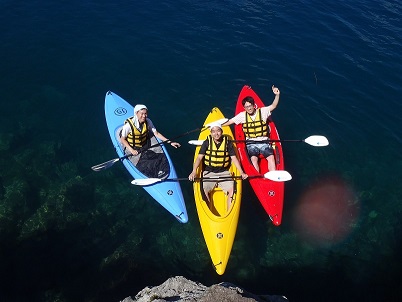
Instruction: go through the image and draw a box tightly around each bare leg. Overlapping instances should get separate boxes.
[226,187,234,212]
[267,154,276,171]
[251,155,259,172]
[203,187,211,205]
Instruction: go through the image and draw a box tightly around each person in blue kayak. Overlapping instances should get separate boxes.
[188,122,247,211]
[120,104,181,156]
[222,85,280,172]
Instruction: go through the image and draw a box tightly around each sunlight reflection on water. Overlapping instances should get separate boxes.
[292,175,360,247]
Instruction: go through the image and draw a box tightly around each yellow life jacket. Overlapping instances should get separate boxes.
[242,108,269,138]
[124,117,148,148]
[204,135,231,168]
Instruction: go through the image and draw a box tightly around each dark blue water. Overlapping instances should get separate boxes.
[1,0,401,301]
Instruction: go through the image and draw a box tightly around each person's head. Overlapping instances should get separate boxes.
[134,104,148,123]
[209,122,223,141]
[242,96,256,115]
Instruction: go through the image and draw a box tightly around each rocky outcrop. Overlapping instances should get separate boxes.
[121,276,288,302]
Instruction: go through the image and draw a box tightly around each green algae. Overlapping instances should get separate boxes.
[0,133,12,151]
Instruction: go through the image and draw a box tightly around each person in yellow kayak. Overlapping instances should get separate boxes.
[222,85,280,172]
[120,104,181,155]
[188,122,248,211]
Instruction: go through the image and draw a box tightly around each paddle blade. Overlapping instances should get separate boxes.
[264,170,292,182]
[204,118,228,128]
[188,140,204,146]
[91,158,120,171]
[131,178,162,186]
[304,135,329,147]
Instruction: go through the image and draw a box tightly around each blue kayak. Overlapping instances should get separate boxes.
[104,91,188,223]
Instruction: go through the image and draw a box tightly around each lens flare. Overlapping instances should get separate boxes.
[292,175,360,246]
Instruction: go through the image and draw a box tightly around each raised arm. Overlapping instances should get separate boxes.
[268,85,280,111]
[221,118,235,127]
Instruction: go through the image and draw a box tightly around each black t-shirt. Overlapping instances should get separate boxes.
[199,136,235,173]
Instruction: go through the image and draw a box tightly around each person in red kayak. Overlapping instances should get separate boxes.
[222,85,280,172]
[188,122,247,211]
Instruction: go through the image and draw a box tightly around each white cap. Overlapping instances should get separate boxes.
[208,122,222,130]
[134,104,147,114]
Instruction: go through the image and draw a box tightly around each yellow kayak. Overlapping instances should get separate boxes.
[192,107,242,275]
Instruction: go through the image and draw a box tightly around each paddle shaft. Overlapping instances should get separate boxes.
[148,127,205,149]
[232,135,328,147]
[164,175,262,182]
[190,139,299,146]
[231,139,301,144]
[131,170,291,185]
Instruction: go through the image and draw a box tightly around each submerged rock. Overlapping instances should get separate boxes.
[121,276,288,302]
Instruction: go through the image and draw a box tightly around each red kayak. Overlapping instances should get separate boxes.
[234,85,285,226]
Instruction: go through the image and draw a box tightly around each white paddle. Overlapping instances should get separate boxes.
[189,135,329,147]
[204,118,228,128]
[130,170,292,186]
